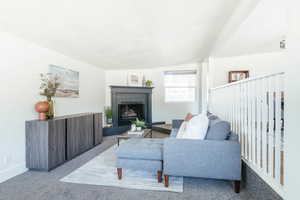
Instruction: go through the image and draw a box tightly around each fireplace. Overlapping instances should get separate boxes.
[118,103,145,126]
[110,86,153,127]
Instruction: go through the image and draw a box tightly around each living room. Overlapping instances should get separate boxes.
[0,0,300,200]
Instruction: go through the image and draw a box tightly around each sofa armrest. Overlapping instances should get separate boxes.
[172,119,184,129]
[163,138,241,180]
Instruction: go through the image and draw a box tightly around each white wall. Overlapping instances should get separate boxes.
[105,63,201,123]
[0,31,106,183]
[199,60,210,113]
[285,1,300,199]
[209,52,286,87]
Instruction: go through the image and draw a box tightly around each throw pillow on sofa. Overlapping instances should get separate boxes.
[176,113,193,138]
[205,119,231,140]
[176,113,195,139]
[176,113,209,140]
[187,114,209,139]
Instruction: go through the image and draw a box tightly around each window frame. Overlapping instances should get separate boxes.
[163,70,197,103]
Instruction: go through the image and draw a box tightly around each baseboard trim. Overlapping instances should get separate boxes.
[0,163,28,183]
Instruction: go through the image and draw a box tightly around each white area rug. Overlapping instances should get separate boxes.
[61,144,183,192]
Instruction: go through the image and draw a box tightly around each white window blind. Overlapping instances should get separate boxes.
[164,70,197,102]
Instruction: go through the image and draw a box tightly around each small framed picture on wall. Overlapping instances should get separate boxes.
[228,70,249,83]
[127,72,142,86]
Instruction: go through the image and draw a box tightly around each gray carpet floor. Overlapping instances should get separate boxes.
[0,134,256,200]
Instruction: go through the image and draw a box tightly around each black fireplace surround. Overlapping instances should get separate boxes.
[110,86,153,127]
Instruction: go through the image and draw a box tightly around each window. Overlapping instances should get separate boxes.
[164,70,197,102]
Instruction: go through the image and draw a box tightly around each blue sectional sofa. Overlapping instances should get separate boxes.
[116,115,241,193]
[163,117,241,193]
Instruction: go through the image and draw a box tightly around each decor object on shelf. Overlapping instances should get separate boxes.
[280,39,286,49]
[39,73,60,119]
[47,99,54,119]
[104,106,113,124]
[34,101,50,120]
[142,75,146,86]
[130,123,136,132]
[228,70,249,83]
[49,65,79,98]
[127,72,142,86]
[145,80,153,87]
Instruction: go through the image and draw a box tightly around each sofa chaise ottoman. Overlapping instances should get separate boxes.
[116,138,164,182]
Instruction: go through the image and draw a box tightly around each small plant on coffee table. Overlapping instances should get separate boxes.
[132,118,146,129]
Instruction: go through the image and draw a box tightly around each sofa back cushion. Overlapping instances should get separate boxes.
[207,113,219,120]
[205,119,231,140]
[228,132,239,141]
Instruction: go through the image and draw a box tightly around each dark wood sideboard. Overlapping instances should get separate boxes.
[25,113,103,171]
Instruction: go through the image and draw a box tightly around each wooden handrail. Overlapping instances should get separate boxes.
[210,72,285,91]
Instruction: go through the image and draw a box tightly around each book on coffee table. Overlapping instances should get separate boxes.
[127,130,144,135]
[117,129,152,146]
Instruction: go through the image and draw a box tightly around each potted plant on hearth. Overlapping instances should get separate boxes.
[39,73,60,119]
[104,106,113,124]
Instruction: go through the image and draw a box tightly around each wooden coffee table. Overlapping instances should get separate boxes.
[117,129,152,146]
[152,123,172,134]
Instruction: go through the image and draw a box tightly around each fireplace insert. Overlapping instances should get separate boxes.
[118,103,145,126]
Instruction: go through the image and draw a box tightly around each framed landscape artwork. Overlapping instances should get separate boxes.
[127,72,142,86]
[228,70,249,83]
[49,65,79,98]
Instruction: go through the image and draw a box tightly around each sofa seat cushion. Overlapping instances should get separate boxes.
[116,138,163,161]
[206,119,231,140]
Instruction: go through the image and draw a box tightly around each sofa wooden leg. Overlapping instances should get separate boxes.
[117,168,122,180]
[164,175,169,187]
[234,180,240,193]
[157,171,162,183]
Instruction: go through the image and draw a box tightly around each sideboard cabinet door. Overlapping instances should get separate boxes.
[48,119,66,170]
[67,114,94,160]
[94,113,103,145]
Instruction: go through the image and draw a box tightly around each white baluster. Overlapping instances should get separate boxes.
[268,76,275,178]
[261,78,267,172]
[256,79,262,168]
[274,75,281,185]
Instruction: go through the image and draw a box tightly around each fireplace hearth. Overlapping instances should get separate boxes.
[110,86,153,127]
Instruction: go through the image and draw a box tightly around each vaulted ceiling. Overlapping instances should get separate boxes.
[212,0,288,57]
[0,0,240,69]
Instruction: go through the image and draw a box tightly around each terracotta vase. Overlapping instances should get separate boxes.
[35,101,50,120]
